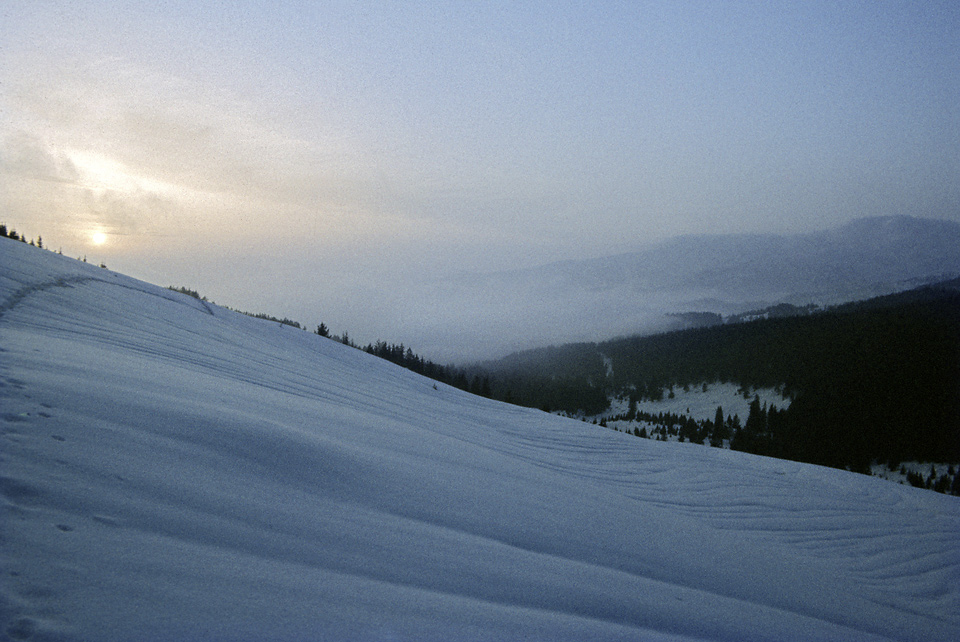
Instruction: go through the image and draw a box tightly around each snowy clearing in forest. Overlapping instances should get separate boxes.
[607,382,790,423]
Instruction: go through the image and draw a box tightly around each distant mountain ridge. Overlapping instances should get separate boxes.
[286,216,960,362]
[495,215,960,305]
[422,216,960,360]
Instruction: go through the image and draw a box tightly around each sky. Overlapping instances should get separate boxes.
[2,1,959,359]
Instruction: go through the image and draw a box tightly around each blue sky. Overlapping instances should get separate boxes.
[2,1,959,352]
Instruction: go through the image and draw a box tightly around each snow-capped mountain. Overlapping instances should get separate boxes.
[1,238,958,641]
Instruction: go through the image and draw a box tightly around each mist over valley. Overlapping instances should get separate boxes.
[376,215,960,362]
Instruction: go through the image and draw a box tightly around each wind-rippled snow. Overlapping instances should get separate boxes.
[1,239,958,641]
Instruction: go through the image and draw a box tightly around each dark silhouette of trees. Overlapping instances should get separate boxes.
[710,406,729,447]
[479,280,960,475]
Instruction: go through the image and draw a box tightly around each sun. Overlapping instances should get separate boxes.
[92,231,108,246]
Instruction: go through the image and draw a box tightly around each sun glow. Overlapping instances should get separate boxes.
[67,149,183,198]
[92,231,107,245]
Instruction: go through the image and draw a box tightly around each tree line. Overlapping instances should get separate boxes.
[1,223,43,248]
[478,280,960,476]
[2,222,110,267]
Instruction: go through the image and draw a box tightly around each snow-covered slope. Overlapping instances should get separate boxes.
[1,239,958,642]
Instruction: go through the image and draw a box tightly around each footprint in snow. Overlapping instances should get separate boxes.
[5,617,37,641]
[0,477,44,507]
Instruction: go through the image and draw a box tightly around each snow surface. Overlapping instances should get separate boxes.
[2,239,959,642]
[603,382,790,424]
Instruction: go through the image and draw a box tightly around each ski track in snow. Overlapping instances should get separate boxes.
[1,239,959,642]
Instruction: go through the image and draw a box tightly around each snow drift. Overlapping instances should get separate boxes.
[1,239,958,641]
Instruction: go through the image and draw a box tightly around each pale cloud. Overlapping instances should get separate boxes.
[1,131,81,185]
[1,49,637,270]
[2,56,414,255]
[3,1,958,360]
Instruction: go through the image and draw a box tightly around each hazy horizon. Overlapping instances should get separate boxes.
[3,2,959,360]
[6,214,960,364]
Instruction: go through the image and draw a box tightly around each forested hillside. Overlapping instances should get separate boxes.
[478,281,960,474]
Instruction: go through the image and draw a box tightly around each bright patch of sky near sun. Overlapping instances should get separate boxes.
[2,1,959,353]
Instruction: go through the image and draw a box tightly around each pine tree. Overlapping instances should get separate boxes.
[744,396,765,434]
[480,376,492,398]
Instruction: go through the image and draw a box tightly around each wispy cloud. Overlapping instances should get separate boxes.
[3,2,958,359]
[2,56,415,251]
